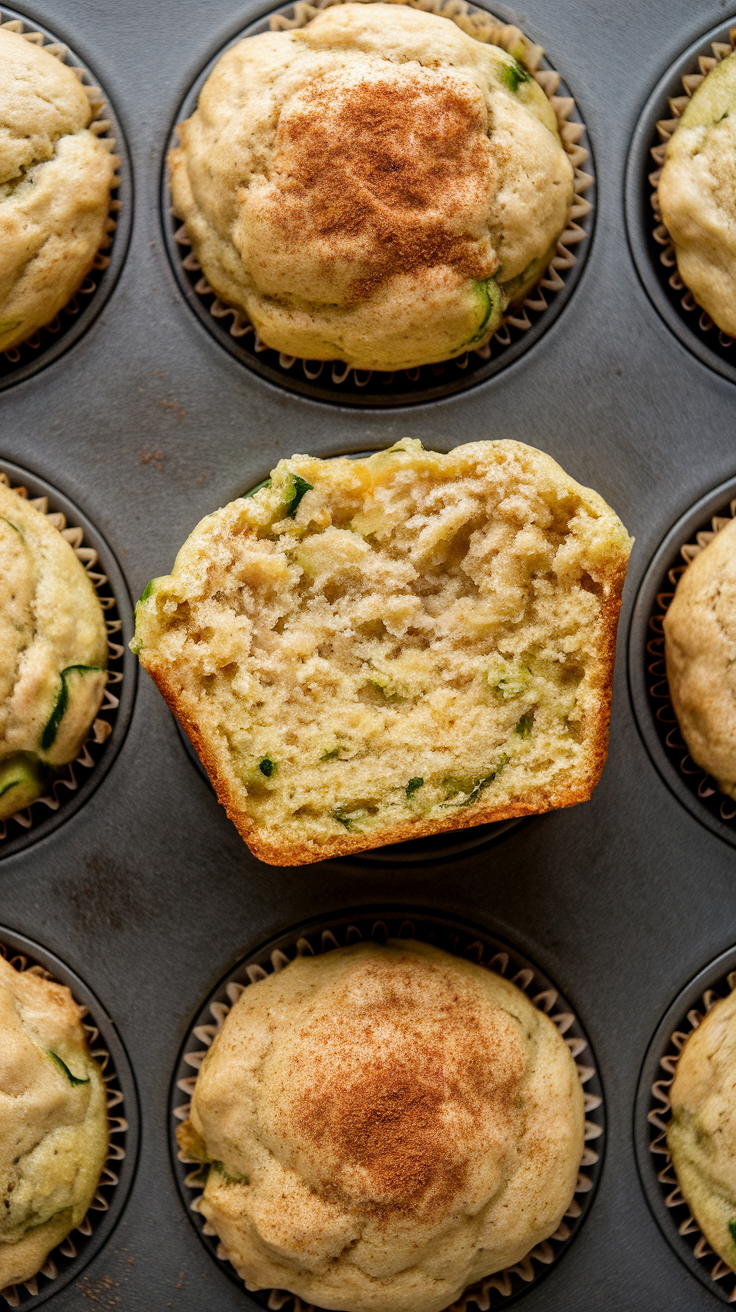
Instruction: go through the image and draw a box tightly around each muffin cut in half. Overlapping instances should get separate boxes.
[0,27,117,355]
[665,514,736,799]
[668,986,736,1275]
[133,439,632,864]
[658,41,736,338]
[178,939,585,1312]
[0,952,108,1290]
[0,480,108,821]
[169,1,575,371]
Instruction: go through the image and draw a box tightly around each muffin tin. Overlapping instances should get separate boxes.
[3,0,736,1308]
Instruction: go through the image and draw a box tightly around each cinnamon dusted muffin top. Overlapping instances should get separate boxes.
[169,2,574,370]
[179,940,584,1312]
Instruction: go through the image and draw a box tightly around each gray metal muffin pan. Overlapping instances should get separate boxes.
[2,0,736,1308]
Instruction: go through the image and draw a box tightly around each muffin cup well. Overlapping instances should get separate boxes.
[635,945,736,1304]
[0,461,136,858]
[0,927,138,1309]
[628,475,736,849]
[171,910,604,1311]
[626,18,736,385]
[163,0,594,408]
[0,7,131,390]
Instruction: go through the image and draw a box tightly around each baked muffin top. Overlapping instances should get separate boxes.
[133,439,632,864]
[664,515,736,799]
[0,482,107,820]
[659,48,736,337]
[0,27,115,354]
[179,940,584,1312]
[169,3,574,370]
[0,953,108,1289]
[668,987,736,1274]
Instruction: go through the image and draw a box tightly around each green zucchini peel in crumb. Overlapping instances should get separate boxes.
[729,1219,736,1246]
[286,474,313,518]
[406,777,423,798]
[515,711,534,738]
[47,1050,90,1086]
[442,756,508,808]
[258,757,277,778]
[244,478,272,499]
[41,665,104,752]
[501,58,532,93]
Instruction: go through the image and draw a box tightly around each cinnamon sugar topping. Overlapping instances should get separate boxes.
[271,69,498,295]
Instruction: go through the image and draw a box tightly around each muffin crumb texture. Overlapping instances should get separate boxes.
[0,481,108,822]
[659,46,736,337]
[169,2,574,370]
[179,940,585,1312]
[0,953,108,1290]
[134,440,632,863]
[0,27,116,354]
[668,987,736,1275]
[665,515,736,799]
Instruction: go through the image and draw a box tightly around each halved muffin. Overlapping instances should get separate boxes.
[133,439,632,864]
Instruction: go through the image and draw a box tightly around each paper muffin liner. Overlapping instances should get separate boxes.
[172,912,604,1311]
[0,930,136,1308]
[0,7,123,382]
[649,28,736,347]
[0,469,128,852]
[168,0,593,401]
[638,494,736,837]
[638,957,736,1304]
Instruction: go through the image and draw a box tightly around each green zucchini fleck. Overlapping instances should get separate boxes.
[515,711,534,739]
[501,58,532,93]
[442,755,508,808]
[286,474,313,518]
[47,1050,90,1086]
[321,748,341,762]
[406,777,423,798]
[0,316,23,334]
[139,578,156,603]
[258,756,277,778]
[730,1218,736,1246]
[333,805,368,832]
[41,665,104,752]
[243,478,272,499]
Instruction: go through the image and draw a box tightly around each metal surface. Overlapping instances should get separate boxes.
[1,0,736,1308]
[170,910,604,1309]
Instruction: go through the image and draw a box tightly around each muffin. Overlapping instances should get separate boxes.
[664,515,736,798]
[0,481,108,821]
[178,939,584,1312]
[169,2,575,371]
[0,952,108,1289]
[133,439,632,864]
[0,27,116,355]
[668,987,736,1273]
[658,46,736,337]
